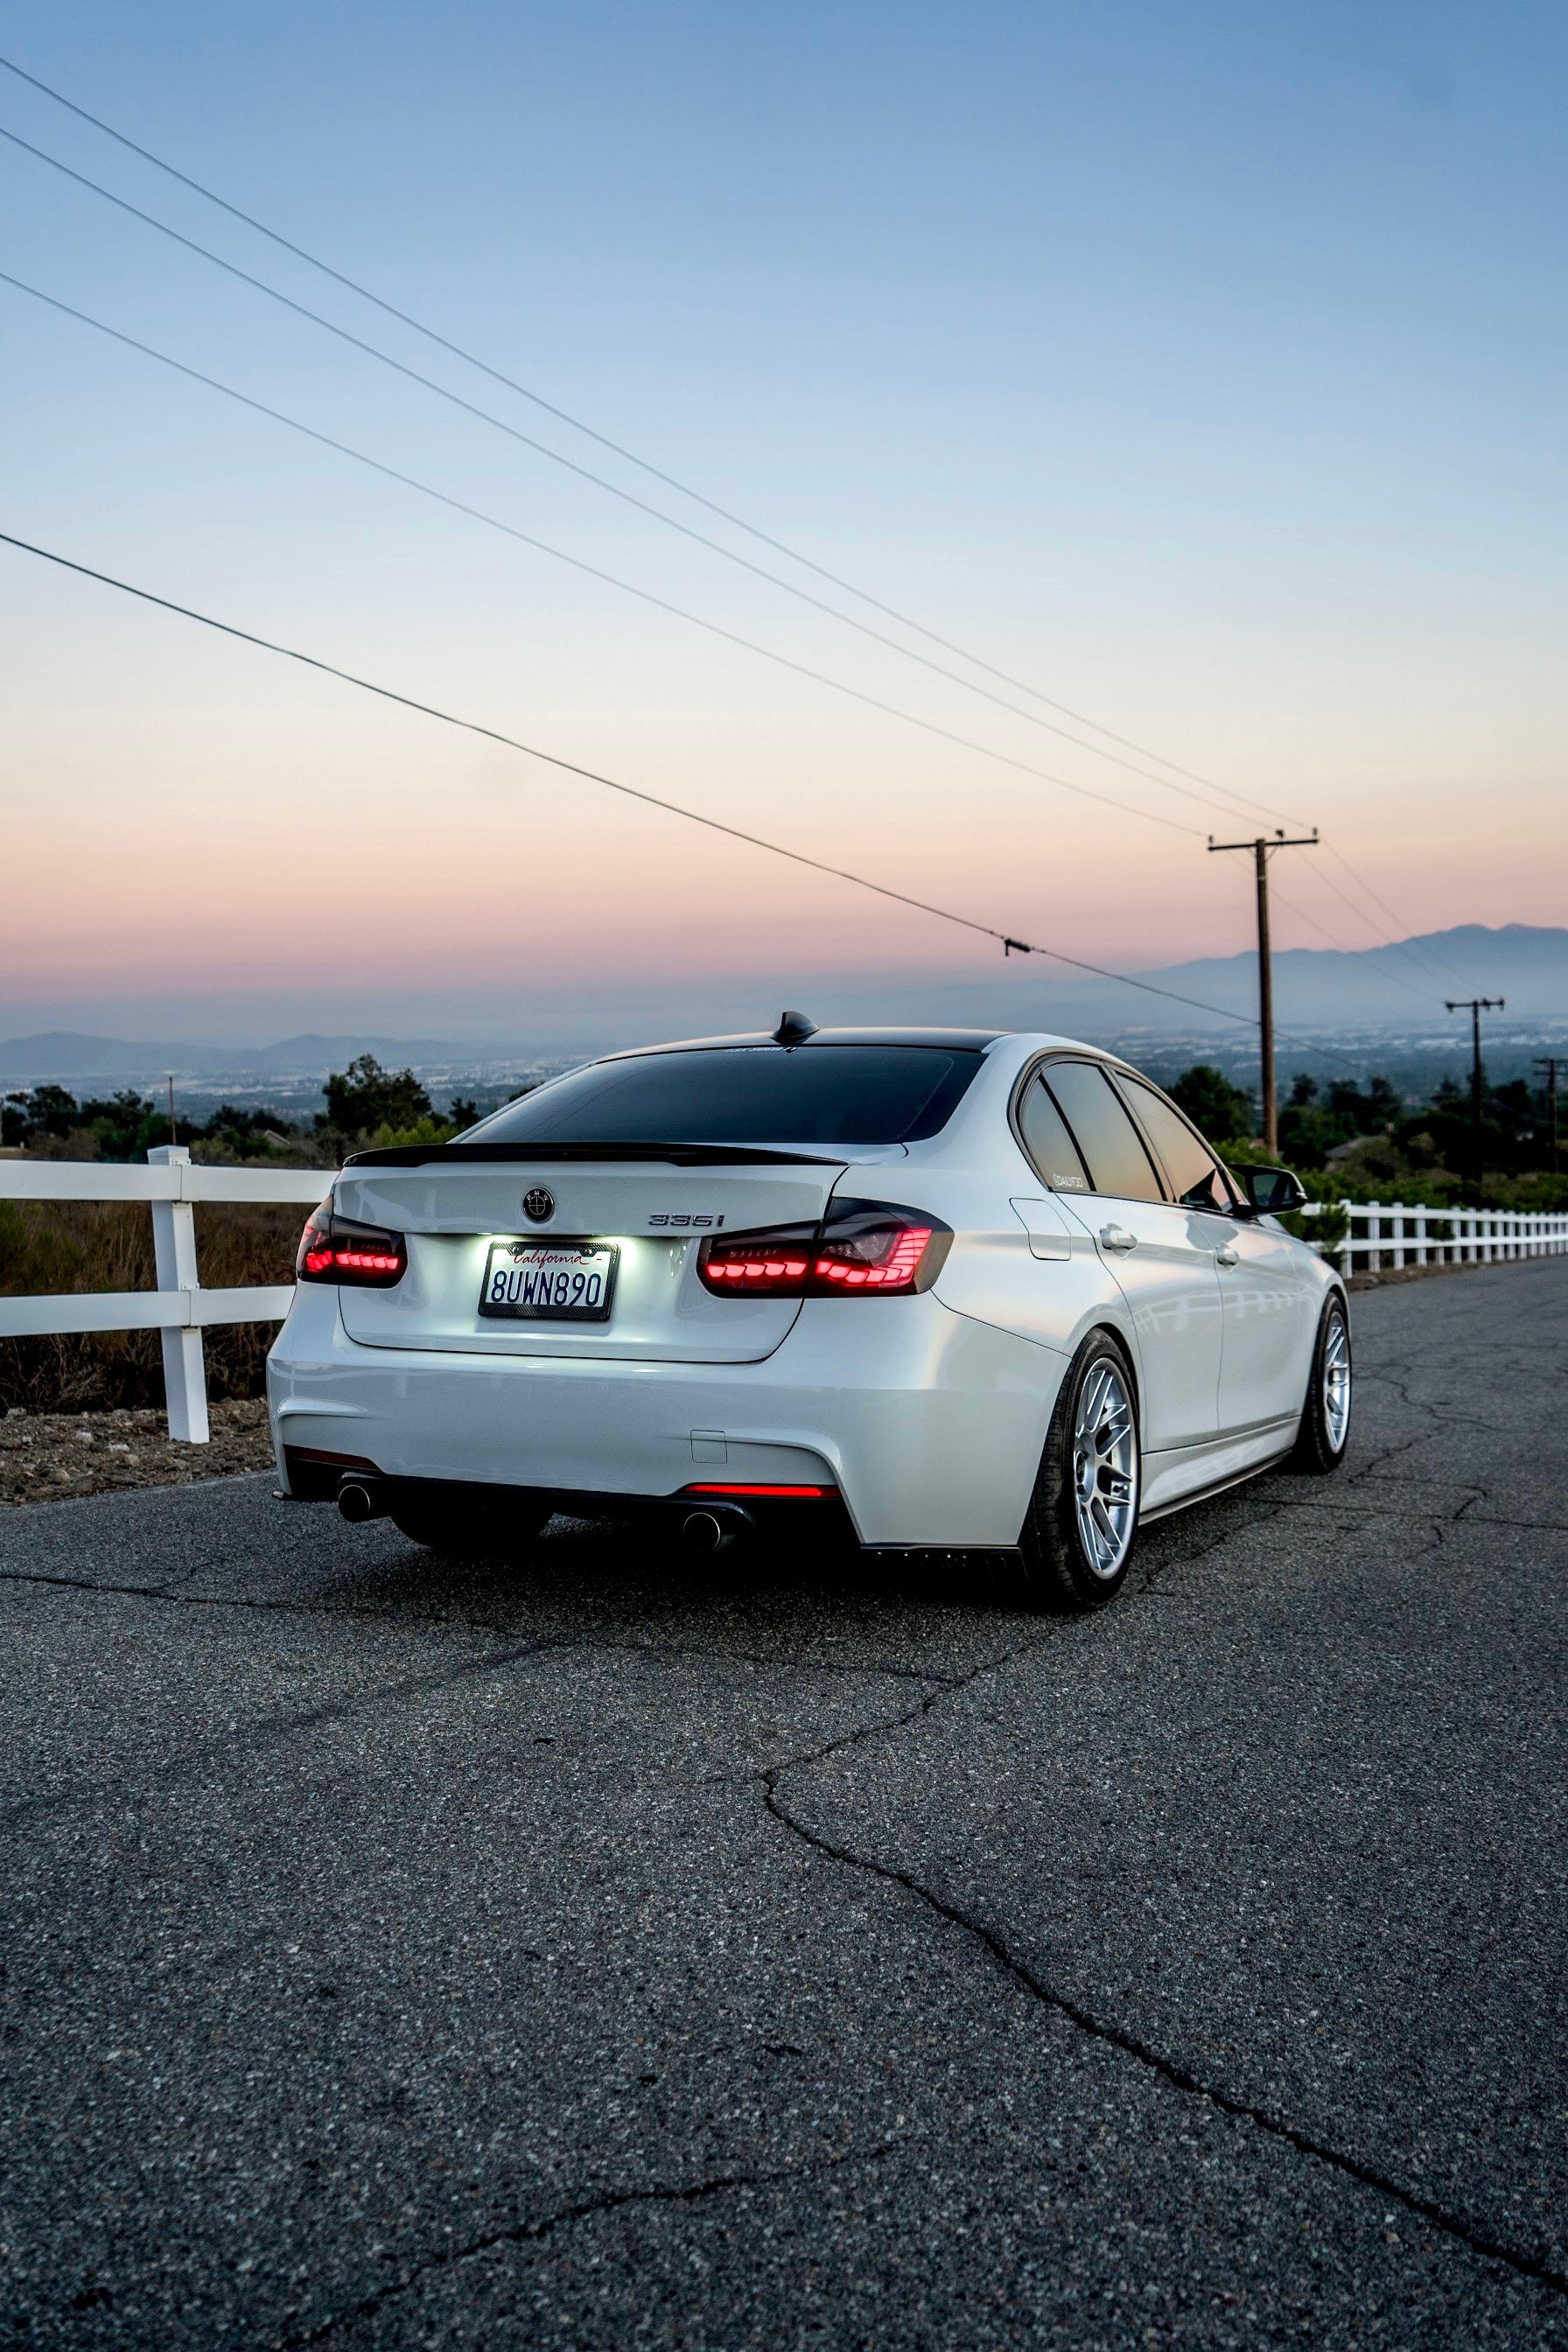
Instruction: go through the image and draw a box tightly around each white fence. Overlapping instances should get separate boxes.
[1299,1199,1568,1272]
[1,1157,1564,1444]
[0,1147,326,1442]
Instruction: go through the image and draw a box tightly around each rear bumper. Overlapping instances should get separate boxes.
[267,1284,1066,1547]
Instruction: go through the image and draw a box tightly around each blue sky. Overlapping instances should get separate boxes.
[3,1,1564,1042]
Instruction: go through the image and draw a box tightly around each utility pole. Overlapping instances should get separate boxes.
[1534,1055,1562,1175]
[1446,998,1504,1182]
[165,1072,178,1148]
[1207,828,1320,1158]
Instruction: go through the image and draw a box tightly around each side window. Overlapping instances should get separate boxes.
[1119,1077,1236,1214]
[1018,1074,1090,1192]
[1042,1062,1165,1204]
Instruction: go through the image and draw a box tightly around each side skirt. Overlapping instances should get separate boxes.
[1138,1442,1297,1525]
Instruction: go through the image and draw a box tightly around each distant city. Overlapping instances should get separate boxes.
[4,922,1564,1118]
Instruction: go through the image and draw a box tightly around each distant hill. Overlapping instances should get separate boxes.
[1124,923,1568,1030]
[3,926,1563,1084]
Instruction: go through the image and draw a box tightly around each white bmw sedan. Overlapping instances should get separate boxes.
[268,1018,1351,1606]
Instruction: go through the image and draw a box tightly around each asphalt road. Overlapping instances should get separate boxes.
[2,1258,1564,2348]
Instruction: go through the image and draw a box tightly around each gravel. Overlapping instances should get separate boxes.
[0,1397,274,1505]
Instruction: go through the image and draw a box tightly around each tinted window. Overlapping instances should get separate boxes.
[472,1046,981,1148]
[1043,1062,1164,1202]
[1120,1077,1236,1213]
[1018,1074,1090,1192]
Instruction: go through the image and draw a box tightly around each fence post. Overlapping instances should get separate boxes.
[147,1145,209,1444]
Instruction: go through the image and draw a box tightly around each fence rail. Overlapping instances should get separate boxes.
[2,1156,1564,1443]
[0,1147,325,1442]
[1300,1200,1568,1271]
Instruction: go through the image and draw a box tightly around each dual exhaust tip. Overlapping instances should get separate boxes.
[336,1477,752,1553]
[337,1478,386,1525]
[678,1506,751,1555]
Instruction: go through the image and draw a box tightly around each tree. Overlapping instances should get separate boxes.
[449,1096,480,1131]
[14,1084,81,1139]
[320,1055,431,1136]
[1167,1065,1255,1144]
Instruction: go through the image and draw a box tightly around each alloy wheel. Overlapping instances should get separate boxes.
[1072,1358,1138,1578]
[1322,1312,1352,1452]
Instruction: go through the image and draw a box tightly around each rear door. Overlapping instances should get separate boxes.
[1114,1074,1315,1436]
[332,1158,845,1363]
[1023,1060,1222,1452]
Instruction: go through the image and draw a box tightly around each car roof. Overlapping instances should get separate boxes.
[598,1026,1009,1060]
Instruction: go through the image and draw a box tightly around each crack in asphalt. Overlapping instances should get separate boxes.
[1130,1499,1291,1599]
[760,1730,1568,2305]
[0,1632,578,1831]
[0,1563,521,1635]
[724,1461,1568,2308]
[278,2136,902,2348]
[0,1565,967,1692]
[4,1251,1564,2337]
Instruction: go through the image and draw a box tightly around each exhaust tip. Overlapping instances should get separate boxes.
[337,1479,382,1524]
[682,1509,730,1555]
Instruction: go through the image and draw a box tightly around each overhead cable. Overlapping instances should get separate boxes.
[0,268,1213,840]
[3,55,1454,986]
[0,118,1296,834]
[0,57,1302,832]
[0,526,1268,1029]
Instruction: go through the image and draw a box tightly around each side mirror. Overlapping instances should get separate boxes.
[1238,1163,1309,1217]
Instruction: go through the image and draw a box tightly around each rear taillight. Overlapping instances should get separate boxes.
[696,1200,950,1298]
[295,1206,408,1287]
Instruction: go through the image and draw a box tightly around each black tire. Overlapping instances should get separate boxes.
[389,1502,551,1557]
[1017,1330,1142,1610]
[1288,1293,1353,1474]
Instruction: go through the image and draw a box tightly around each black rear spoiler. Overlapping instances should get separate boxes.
[344,1139,847,1170]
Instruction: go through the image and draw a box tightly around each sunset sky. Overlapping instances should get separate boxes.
[3,1,1564,1046]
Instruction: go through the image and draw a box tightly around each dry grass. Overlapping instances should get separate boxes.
[0,1199,306,1411]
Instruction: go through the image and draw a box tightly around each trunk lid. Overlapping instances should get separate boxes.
[332,1152,850,1362]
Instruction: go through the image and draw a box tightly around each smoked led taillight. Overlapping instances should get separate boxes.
[295,1207,408,1287]
[696,1201,950,1298]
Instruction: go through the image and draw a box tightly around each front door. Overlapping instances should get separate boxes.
[1113,1071,1314,1438]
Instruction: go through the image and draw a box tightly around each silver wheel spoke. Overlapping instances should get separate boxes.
[1069,1355,1138,1580]
[1321,1312,1352,1450]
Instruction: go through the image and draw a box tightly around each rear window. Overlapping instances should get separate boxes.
[1042,1061,1165,1203]
[471,1046,982,1149]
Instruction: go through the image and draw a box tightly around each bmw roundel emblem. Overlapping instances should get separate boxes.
[522,1186,556,1224]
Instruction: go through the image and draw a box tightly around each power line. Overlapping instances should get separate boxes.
[0,54,1304,833]
[0,118,1290,835]
[4,56,1465,998]
[1319,841,1466,982]
[0,53,1462,1014]
[0,268,1220,842]
[1266,880,1446,1005]
[0,524,1271,1029]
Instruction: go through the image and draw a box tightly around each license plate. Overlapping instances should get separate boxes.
[479,1239,619,1321]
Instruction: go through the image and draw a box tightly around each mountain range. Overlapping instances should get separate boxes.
[3,926,1564,1087]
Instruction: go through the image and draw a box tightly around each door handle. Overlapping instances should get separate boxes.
[1214,1243,1239,1267]
[1099,1224,1138,1253]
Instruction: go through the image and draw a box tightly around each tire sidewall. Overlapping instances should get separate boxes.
[1295,1292,1353,1472]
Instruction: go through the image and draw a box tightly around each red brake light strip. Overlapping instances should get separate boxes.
[685,1482,836,1498]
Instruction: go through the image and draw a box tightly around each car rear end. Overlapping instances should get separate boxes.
[266,1031,1063,1548]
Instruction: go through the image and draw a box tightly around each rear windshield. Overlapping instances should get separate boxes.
[470,1046,982,1149]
